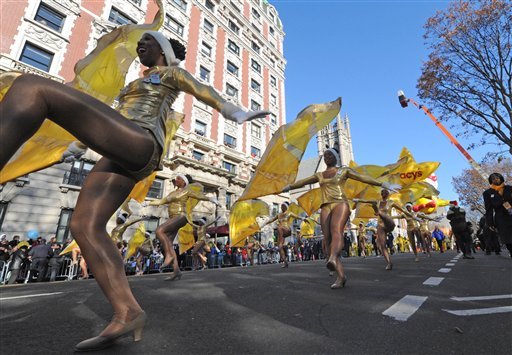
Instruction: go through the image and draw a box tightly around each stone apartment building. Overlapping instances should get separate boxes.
[0,0,287,243]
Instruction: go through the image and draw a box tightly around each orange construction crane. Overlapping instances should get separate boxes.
[397,90,487,181]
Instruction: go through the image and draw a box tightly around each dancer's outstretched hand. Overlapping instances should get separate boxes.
[221,102,270,124]
[382,182,401,193]
[281,185,291,193]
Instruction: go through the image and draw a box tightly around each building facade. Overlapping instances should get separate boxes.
[0,0,287,243]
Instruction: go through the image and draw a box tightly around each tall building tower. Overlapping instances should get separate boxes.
[0,0,286,242]
[316,113,354,166]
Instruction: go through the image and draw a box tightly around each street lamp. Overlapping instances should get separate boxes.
[397,90,487,181]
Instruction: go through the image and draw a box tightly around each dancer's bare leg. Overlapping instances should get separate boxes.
[322,203,350,287]
[407,230,419,261]
[70,159,144,337]
[376,226,392,269]
[278,228,288,267]
[1,74,154,170]
[155,216,187,269]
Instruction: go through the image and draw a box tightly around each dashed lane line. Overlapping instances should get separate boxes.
[438,268,451,273]
[0,292,64,301]
[446,263,455,266]
[443,306,512,316]
[423,277,444,286]
[382,295,428,321]
[451,294,512,301]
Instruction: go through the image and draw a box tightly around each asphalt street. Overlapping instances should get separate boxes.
[1,250,511,355]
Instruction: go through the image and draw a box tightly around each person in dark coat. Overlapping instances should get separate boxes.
[7,245,29,284]
[447,204,474,259]
[483,172,512,257]
[28,240,52,282]
[48,242,64,282]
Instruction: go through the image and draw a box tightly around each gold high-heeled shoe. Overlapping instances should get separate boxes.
[74,311,147,352]
[386,263,393,270]
[160,255,175,269]
[165,270,182,281]
[330,276,347,289]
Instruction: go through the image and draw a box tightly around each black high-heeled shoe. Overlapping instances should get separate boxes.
[74,311,147,352]
[165,270,182,281]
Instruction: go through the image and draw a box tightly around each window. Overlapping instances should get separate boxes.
[231,1,241,13]
[227,40,240,55]
[270,113,277,125]
[63,160,94,186]
[199,66,210,82]
[55,209,73,243]
[270,75,277,87]
[251,100,261,111]
[226,61,239,76]
[272,203,279,216]
[269,26,275,36]
[252,8,260,19]
[251,59,261,73]
[147,178,164,199]
[251,124,261,138]
[192,150,205,161]
[144,217,160,236]
[251,79,261,93]
[165,15,184,36]
[223,134,236,148]
[194,120,207,136]
[205,0,215,11]
[128,0,142,5]
[226,83,238,98]
[269,12,275,22]
[270,59,275,68]
[201,42,212,57]
[270,94,277,105]
[251,41,260,53]
[251,146,261,158]
[228,20,239,35]
[203,18,214,33]
[0,201,8,230]
[251,23,261,33]
[108,7,135,25]
[223,161,236,173]
[173,0,187,11]
[225,192,234,209]
[20,43,53,72]
[35,3,65,32]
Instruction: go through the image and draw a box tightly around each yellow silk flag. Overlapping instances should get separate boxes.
[240,98,341,201]
[178,224,195,254]
[300,219,316,238]
[229,200,269,247]
[297,188,323,216]
[59,240,79,256]
[176,183,207,253]
[287,202,305,225]
[0,0,165,184]
[124,223,147,260]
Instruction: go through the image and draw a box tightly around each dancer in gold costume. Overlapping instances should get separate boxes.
[262,202,303,268]
[282,149,399,288]
[400,203,426,261]
[110,212,146,243]
[191,217,219,270]
[353,189,411,270]
[147,174,219,280]
[416,212,439,256]
[0,27,267,351]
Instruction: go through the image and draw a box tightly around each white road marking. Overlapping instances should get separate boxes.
[382,295,428,321]
[450,294,512,301]
[450,260,458,262]
[423,277,444,286]
[446,263,455,266]
[438,268,451,273]
[0,292,63,301]
[443,306,512,316]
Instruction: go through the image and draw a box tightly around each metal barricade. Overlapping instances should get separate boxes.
[0,260,10,284]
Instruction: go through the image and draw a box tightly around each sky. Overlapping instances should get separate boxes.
[271,0,491,204]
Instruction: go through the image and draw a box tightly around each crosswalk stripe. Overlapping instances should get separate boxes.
[443,306,512,316]
[451,294,512,301]
[423,277,444,286]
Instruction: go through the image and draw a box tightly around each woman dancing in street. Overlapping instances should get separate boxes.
[0,29,266,351]
[147,175,219,280]
[262,202,303,268]
[354,189,410,270]
[282,149,399,288]
[400,203,428,261]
